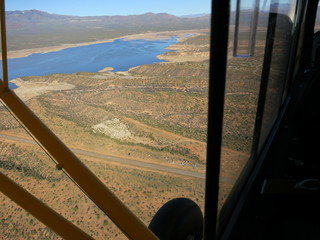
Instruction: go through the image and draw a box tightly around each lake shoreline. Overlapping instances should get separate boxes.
[6,29,207,60]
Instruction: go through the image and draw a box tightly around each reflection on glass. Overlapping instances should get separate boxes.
[219,2,267,207]
[258,4,294,151]
[314,3,320,33]
[234,0,260,57]
[219,0,297,210]
[0,8,2,82]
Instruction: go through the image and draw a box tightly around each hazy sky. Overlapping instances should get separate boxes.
[6,0,212,16]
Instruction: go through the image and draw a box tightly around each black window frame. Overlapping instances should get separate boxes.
[205,0,320,239]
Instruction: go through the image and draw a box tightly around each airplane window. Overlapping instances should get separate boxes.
[219,0,297,210]
[0,0,209,238]
[218,0,268,209]
[0,24,2,81]
[315,2,320,32]
[258,1,296,152]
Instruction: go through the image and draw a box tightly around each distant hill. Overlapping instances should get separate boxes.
[7,10,197,26]
[6,10,210,32]
[178,13,210,18]
[6,10,210,50]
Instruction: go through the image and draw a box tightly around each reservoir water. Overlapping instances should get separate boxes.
[1,37,178,88]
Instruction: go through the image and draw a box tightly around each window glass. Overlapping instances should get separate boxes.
[0,8,2,82]
[219,0,297,210]
[258,1,296,151]
[315,2,320,32]
[312,2,320,69]
[0,1,210,238]
[219,0,268,208]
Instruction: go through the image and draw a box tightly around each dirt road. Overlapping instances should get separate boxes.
[0,133,206,179]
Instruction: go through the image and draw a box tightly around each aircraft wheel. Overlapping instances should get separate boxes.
[148,198,203,240]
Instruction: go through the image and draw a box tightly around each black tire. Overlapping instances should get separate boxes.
[148,198,203,240]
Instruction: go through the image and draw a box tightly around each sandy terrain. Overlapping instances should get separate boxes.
[98,67,114,72]
[122,29,206,41]
[11,78,75,101]
[157,44,209,62]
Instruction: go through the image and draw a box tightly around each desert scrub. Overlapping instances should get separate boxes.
[128,113,207,142]
[0,142,63,182]
[0,109,22,130]
[161,145,200,161]
[222,134,253,152]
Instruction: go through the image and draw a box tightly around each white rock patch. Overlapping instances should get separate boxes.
[92,118,131,140]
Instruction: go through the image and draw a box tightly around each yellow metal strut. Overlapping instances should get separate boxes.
[0,81,159,240]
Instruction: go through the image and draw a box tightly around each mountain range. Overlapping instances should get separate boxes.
[5,6,320,51]
[5,10,211,50]
[6,10,210,33]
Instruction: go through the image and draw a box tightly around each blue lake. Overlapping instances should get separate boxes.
[1,37,178,88]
